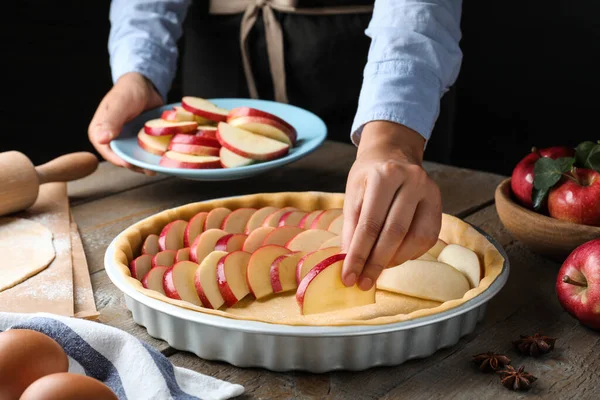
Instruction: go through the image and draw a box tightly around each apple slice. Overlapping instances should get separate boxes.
[129,254,152,281]
[242,226,275,253]
[158,220,187,251]
[285,229,336,253]
[220,147,255,168]
[181,96,229,122]
[170,133,220,148]
[319,235,341,249]
[161,106,196,122]
[245,207,279,233]
[310,209,343,230]
[263,226,304,247]
[227,107,296,133]
[189,228,229,263]
[214,233,247,252]
[427,238,447,258]
[204,207,232,230]
[277,210,308,227]
[142,234,160,256]
[246,245,291,299]
[416,252,437,262]
[196,126,218,138]
[193,250,229,309]
[228,116,296,146]
[167,142,220,157]
[217,250,251,307]
[216,122,290,161]
[327,214,344,235]
[377,260,470,302]
[141,266,168,295]
[175,247,190,262]
[152,250,177,268]
[137,129,172,155]
[437,244,483,288]
[295,246,341,284]
[221,208,257,233]
[144,118,197,136]
[298,210,323,229]
[163,261,204,306]
[183,212,208,247]
[270,251,305,293]
[262,207,298,228]
[296,254,376,315]
[159,152,221,169]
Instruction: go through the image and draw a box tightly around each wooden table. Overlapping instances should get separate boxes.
[68,141,598,399]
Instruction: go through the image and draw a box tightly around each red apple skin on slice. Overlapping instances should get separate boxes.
[161,106,196,122]
[163,261,204,306]
[183,212,208,247]
[327,214,344,235]
[196,126,218,139]
[285,229,336,253]
[310,209,343,230]
[175,247,190,262]
[137,129,172,156]
[158,219,188,251]
[181,96,229,122]
[228,116,296,146]
[270,251,305,293]
[246,245,291,299]
[216,122,290,161]
[278,210,308,227]
[296,246,341,284]
[298,210,323,229]
[297,254,376,315]
[159,152,221,169]
[152,250,177,268]
[217,251,251,307]
[214,233,247,252]
[220,147,254,168]
[227,107,296,132]
[142,234,160,256]
[204,207,232,230]
[193,250,229,309]
[245,206,279,233]
[141,266,168,295]
[189,228,229,263]
[144,118,198,136]
[262,207,298,228]
[167,143,220,157]
[170,133,220,148]
[221,208,257,233]
[242,226,275,253]
[263,226,304,247]
[130,254,153,281]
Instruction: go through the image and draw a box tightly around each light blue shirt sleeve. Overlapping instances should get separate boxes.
[108,0,190,100]
[351,0,463,145]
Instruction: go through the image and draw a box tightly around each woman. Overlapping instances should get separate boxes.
[88,0,463,291]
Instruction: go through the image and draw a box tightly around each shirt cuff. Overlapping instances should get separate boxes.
[351,59,442,147]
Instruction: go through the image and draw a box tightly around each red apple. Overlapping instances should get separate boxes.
[170,133,221,148]
[137,129,172,155]
[181,96,229,122]
[511,146,575,209]
[216,122,290,161]
[144,118,198,136]
[556,238,600,330]
[548,168,600,226]
[159,152,222,169]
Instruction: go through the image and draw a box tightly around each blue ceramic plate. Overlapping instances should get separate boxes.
[110,98,327,181]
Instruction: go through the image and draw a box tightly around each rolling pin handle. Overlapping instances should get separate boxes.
[36,152,99,184]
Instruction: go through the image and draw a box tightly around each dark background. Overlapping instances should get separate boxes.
[3,1,598,176]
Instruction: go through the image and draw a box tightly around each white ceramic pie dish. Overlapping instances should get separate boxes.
[104,195,510,373]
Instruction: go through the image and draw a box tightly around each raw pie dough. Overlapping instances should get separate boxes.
[0,217,55,292]
[110,192,506,326]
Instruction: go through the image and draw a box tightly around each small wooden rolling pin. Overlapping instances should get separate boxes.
[0,151,99,217]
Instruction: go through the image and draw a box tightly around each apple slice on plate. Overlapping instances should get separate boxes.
[270,251,305,293]
[427,238,447,258]
[220,147,255,169]
[278,210,308,227]
[137,130,172,156]
[319,236,341,249]
[130,254,152,281]
[141,266,168,295]
[298,210,323,229]
[245,206,279,233]
[204,207,232,230]
[247,245,291,299]
[214,233,247,252]
[167,142,220,157]
[170,133,220,148]
[181,96,229,122]
[263,226,304,247]
[227,107,296,133]
[189,228,229,263]
[142,234,160,256]
[242,226,275,253]
[152,250,177,268]
[377,260,470,302]
[159,152,221,169]
[437,244,482,288]
[327,214,343,235]
[183,212,208,247]
[310,209,343,230]
[296,246,341,284]
[216,122,290,161]
[196,126,218,139]
[221,208,257,233]
[163,261,204,306]
[194,250,229,309]
[228,116,296,146]
[175,247,190,262]
[285,229,336,253]
[217,250,251,307]
[144,118,198,136]
[158,220,187,251]
[262,207,298,228]
[161,107,195,122]
[296,254,376,315]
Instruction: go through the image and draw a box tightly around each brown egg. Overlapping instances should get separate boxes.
[0,329,69,400]
[19,373,118,400]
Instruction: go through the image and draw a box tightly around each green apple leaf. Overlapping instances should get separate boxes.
[533,157,575,190]
[532,187,548,211]
[575,140,600,172]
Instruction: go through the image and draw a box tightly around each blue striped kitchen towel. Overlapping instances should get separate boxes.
[0,312,244,400]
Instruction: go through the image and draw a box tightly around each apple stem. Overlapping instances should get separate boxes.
[562,275,587,287]
[531,146,538,154]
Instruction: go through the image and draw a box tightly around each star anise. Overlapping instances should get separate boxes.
[497,365,537,391]
[513,333,556,357]
[472,352,511,372]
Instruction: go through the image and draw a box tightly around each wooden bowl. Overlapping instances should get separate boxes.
[495,178,600,262]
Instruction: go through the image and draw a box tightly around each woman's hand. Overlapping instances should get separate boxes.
[342,121,442,290]
[88,72,164,175]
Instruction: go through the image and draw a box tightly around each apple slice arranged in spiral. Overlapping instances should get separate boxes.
[427,239,447,258]
[327,214,344,235]
[194,250,229,309]
[263,226,304,247]
[298,210,323,229]
[310,209,343,230]
[319,236,341,250]
[181,96,229,122]
[221,208,256,233]
[152,250,177,268]
[217,251,252,307]
[270,251,305,293]
[175,247,190,262]
[277,210,308,227]
[162,106,211,123]
[220,147,255,169]
[246,245,291,299]
[245,206,279,233]
[137,130,172,156]
[158,220,188,251]
[285,229,336,253]
[183,212,208,247]
[189,229,229,263]
[141,266,168,295]
[163,261,204,306]
[216,122,289,161]
[295,246,341,284]
[159,152,221,169]
[129,254,153,281]
[262,207,298,228]
[242,226,275,253]
[142,234,160,256]
[437,244,483,288]
[144,118,197,136]
[204,207,232,230]
[214,233,247,252]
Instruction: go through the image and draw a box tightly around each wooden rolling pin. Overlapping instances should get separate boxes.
[0,151,99,216]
